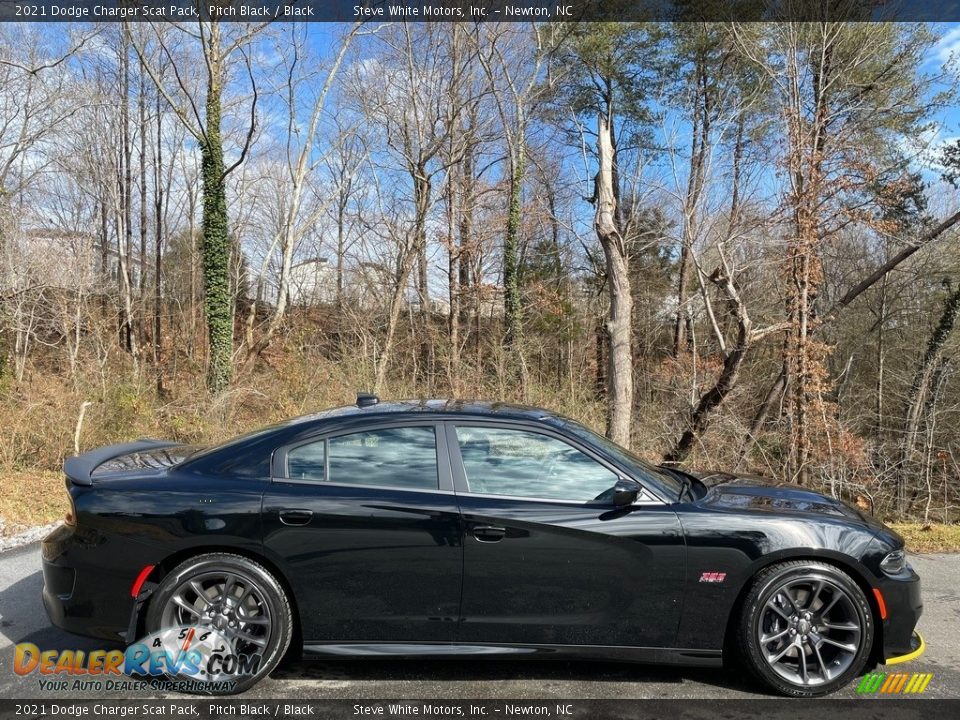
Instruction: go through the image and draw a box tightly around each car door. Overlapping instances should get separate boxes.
[262,421,462,644]
[447,421,686,648]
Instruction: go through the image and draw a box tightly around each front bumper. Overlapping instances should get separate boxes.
[885,632,925,665]
[877,564,923,662]
[41,524,134,643]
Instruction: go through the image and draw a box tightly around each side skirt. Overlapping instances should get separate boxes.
[302,642,723,667]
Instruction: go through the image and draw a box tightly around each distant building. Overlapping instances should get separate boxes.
[21,228,144,290]
[20,229,99,290]
[408,295,451,316]
[287,257,337,306]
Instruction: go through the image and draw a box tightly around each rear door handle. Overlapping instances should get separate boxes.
[472,525,506,542]
[279,508,313,526]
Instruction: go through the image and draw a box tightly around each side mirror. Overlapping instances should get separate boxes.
[613,478,640,507]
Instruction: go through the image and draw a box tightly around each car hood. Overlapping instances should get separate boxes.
[683,468,884,529]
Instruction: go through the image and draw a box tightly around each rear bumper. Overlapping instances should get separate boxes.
[41,524,134,643]
[877,565,923,662]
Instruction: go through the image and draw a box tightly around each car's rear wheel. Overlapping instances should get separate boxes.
[738,560,873,697]
[145,553,292,694]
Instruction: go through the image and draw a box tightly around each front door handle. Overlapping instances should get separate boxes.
[472,525,506,542]
[279,508,313,526]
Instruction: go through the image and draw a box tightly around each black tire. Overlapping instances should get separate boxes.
[737,560,874,697]
[145,553,293,695]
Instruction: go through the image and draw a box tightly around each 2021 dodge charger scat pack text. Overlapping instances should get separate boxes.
[41,396,924,696]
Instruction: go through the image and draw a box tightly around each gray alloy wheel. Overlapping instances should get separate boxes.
[159,568,274,655]
[738,560,873,697]
[758,575,862,686]
[145,553,292,695]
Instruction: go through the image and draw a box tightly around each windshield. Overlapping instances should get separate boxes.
[557,420,685,499]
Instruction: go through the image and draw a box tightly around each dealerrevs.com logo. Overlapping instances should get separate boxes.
[856,672,934,695]
[14,626,261,693]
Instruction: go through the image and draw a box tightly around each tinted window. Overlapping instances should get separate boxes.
[455,426,619,502]
[558,419,683,499]
[328,426,438,489]
[287,441,326,481]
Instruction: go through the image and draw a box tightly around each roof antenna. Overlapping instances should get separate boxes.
[356,392,380,408]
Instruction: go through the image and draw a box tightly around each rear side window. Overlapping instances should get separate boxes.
[287,426,439,490]
[288,441,326,481]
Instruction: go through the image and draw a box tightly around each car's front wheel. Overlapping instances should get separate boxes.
[738,560,873,697]
[144,552,293,694]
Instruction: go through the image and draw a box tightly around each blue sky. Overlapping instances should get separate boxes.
[918,23,960,168]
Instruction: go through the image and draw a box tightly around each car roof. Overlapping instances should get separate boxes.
[283,399,562,427]
[183,399,571,476]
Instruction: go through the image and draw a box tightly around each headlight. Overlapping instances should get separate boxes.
[880,549,907,576]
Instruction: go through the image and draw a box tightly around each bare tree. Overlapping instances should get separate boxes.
[239,23,363,369]
[351,24,478,392]
[594,113,633,446]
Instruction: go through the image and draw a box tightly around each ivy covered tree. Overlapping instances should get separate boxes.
[134,20,263,393]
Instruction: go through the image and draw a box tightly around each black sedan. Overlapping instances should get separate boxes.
[41,396,923,696]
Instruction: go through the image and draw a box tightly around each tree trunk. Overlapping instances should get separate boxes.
[119,24,137,360]
[902,285,960,464]
[876,277,887,434]
[138,68,148,299]
[154,83,165,397]
[674,242,692,357]
[595,112,633,447]
[375,249,421,394]
[503,142,525,348]
[413,166,432,386]
[786,225,817,486]
[906,359,952,515]
[446,168,460,383]
[594,315,607,399]
[99,199,109,278]
[666,265,752,463]
[200,26,233,393]
[783,40,831,486]
[187,185,198,358]
[335,197,346,314]
[673,63,710,357]
[458,139,473,328]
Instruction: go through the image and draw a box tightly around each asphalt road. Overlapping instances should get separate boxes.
[1,543,958,700]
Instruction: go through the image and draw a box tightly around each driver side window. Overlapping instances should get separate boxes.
[455,426,619,502]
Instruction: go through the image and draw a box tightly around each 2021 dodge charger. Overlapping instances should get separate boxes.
[41,396,923,696]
